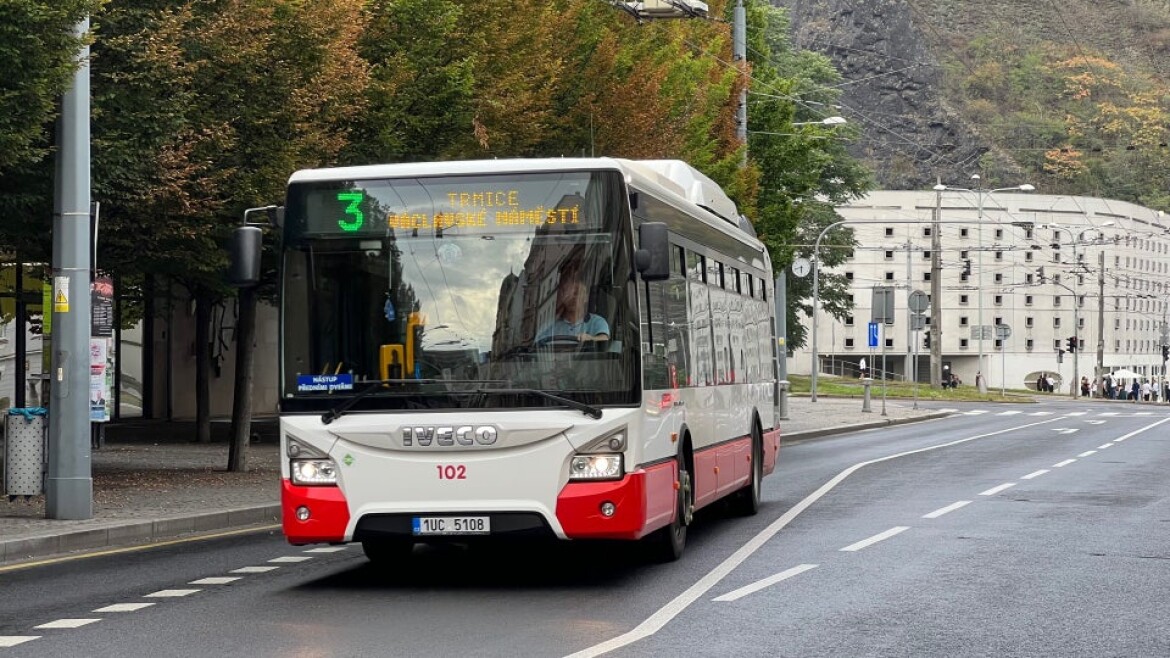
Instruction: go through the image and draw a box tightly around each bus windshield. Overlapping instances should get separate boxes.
[279,169,639,412]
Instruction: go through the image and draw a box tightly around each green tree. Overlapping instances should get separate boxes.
[743,1,871,349]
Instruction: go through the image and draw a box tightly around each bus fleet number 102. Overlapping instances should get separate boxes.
[437,464,467,480]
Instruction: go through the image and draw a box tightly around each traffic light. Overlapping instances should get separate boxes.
[1066,336,1077,353]
[1162,345,1168,361]
[924,330,931,349]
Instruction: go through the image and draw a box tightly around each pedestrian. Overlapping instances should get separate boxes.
[1080,376,1090,397]
[1046,374,1055,393]
[1142,379,1151,402]
[1131,379,1141,402]
[1036,373,1045,393]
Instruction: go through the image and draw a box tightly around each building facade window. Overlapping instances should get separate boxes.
[845,338,854,348]
[959,295,969,304]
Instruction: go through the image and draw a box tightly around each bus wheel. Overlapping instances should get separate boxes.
[647,450,691,563]
[361,539,414,564]
[730,426,762,516]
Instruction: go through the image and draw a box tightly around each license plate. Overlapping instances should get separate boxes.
[412,516,490,536]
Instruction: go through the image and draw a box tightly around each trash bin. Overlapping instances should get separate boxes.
[4,407,48,498]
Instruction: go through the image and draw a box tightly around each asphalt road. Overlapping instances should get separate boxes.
[2,399,1168,657]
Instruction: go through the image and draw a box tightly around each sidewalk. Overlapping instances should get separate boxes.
[0,396,949,566]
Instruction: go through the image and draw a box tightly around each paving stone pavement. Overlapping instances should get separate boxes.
[0,395,946,566]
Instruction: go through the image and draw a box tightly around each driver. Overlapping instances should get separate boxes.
[536,261,609,344]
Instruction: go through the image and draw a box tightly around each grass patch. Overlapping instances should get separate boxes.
[784,374,1037,403]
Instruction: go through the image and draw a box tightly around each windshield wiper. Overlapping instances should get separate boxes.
[319,378,510,425]
[469,387,603,419]
[319,380,603,423]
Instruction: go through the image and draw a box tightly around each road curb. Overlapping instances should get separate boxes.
[782,411,951,443]
[0,504,281,566]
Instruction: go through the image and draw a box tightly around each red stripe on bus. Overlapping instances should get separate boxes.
[556,461,676,540]
[282,479,351,544]
[693,435,753,508]
[763,428,780,475]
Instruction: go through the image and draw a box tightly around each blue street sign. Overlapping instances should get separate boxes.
[868,322,879,348]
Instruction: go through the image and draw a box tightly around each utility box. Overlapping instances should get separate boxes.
[4,409,48,498]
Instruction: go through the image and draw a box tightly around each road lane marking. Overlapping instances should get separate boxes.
[922,501,971,518]
[1021,469,1049,480]
[33,619,100,629]
[840,527,910,552]
[1053,459,1077,468]
[1098,443,1113,449]
[231,566,279,573]
[1077,450,1098,458]
[998,410,1022,415]
[1029,411,1054,416]
[1065,411,1087,416]
[190,577,242,585]
[304,547,349,553]
[1100,412,1119,416]
[979,483,1016,496]
[93,603,155,613]
[565,416,1063,658]
[713,564,818,602]
[269,556,312,563]
[0,637,40,647]
[0,524,280,575]
[144,589,200,598]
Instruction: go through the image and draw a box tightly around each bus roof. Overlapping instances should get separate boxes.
[287,158,760,246]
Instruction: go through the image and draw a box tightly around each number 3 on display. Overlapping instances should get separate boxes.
[336,191,365,232]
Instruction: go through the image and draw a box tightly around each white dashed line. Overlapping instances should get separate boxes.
[1029,411,1054,416]
[1098,443,1114,449]
[1053,459,1077,468]
[998,410,1022,416]
[1065,411,1087,416]
[304,546,349,553]
[0,637,41,647]
[190,577,242,585]
[1077,450,1098,458]
[713,564,818,602]
[93,603,155,613]
[231,566,279,574]
[937,408,959,413]
[144,589,200,598]
[269,556,313,563]
[1021,469,1049,480]
[1135,412,1153,416]
[979,483,1016,496]
[922,501,971,519]
[840,526,910,552]
[1099,412,1119,416]
[33,619,100,630]
[963,410,989,415]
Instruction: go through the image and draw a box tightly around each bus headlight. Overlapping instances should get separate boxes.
[291,458,338,486]
[569,454,623,481]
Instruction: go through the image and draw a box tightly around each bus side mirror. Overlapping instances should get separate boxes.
[228,225,263,287]
[636,222,670,281]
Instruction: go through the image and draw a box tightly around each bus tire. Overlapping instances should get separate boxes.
[730,424,763,516]
[362,539,414,564]
[647,448,691,563]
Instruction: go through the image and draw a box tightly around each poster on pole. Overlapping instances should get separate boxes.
[90,337,114,422]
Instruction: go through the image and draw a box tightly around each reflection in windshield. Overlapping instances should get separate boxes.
[280,170,638,412]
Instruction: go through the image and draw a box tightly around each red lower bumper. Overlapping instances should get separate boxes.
[282,479,351,544]
[555,461,676,540]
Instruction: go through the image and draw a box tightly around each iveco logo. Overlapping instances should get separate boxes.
[402,426,498,447]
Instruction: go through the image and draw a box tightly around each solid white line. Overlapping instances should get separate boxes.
[93,603,155,613]
[564,416,1063,658]
[231,566,279,574]
[33,619,100,629]
[922,501,971,518]
[1053,459,1077,468]
[304,547,349,553]
[1021,469,1049,480]
[269,556,312,563]
[0,637,40,648]
[1077,450,1098,458]
[190,577,242,585]
[144,589,200,598]
[979,483,1016,496]
[712,564,818,602]
[1098,443,1114,449]
[840,527,910,552]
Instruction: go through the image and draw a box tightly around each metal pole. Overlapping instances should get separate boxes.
[905,240,912,381]
[810,220,848,401]
[1072,236,1079,398]
[46,17,94,519]
[976,184,987,394]
[930,184,942,388]
[775,270,789,419]
[1096,250,1105,397]
[733,0,746,156]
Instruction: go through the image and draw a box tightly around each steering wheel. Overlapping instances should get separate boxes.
[534,334,584,352]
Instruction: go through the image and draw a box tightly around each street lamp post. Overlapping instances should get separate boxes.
[935,177,1034,394]
[1043,223,1113,397]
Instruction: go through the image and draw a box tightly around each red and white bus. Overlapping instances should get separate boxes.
[232,157,781,562]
